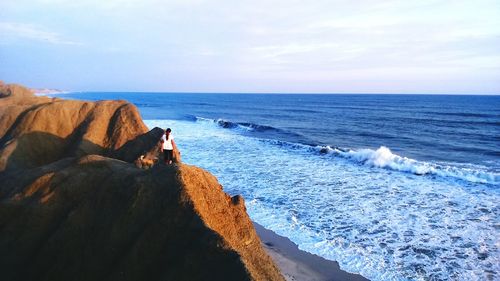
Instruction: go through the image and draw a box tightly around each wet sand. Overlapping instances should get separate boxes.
[254,223,369,281]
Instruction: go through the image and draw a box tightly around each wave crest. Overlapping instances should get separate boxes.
[190,116,499,185]
[194,116,279,132]
[321,146,499,185]
[193,116,310,140]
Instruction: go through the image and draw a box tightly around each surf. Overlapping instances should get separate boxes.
[144,118,500,281]
[191,115,499,185]
[322,146,499,185]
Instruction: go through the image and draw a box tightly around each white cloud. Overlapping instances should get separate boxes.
[1,0,499,92]
[251,43,341,58]
[0,22,81,45]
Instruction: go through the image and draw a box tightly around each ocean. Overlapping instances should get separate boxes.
[53,92,499,281]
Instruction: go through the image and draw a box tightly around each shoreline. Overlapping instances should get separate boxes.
[254,222,369,281]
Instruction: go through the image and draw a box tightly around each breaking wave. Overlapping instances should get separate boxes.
[191,116,499,185]
[193,116,282,132]
[320,145,499,185]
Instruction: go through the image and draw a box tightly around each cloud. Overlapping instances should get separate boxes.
[251,43,340,58]
[1,0,499,92]
[0,22,81,45]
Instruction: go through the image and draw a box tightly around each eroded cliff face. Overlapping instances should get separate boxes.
[0,83,283,281]
[0,83,151,171]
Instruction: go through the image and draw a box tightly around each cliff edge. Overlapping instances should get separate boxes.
[0,83,283,281]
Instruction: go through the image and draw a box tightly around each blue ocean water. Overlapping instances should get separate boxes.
[54,92,499,281]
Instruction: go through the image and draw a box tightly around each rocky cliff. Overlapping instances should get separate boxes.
[0,83,283,281]
[0,82,154,171]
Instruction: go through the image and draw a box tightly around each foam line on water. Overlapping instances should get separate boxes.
[320,146,499,185]
[195,116,274,131]
[191,116,499,185]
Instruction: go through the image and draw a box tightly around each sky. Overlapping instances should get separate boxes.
[1,0,499,94]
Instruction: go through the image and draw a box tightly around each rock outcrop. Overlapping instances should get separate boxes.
[0,83,151,171]
[0,83,283,281]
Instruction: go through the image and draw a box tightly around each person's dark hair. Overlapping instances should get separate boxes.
[165,128,171,140]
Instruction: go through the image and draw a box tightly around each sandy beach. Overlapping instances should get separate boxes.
[254,223,369,281]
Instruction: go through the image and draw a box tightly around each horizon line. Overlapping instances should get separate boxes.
[44,90,500,96]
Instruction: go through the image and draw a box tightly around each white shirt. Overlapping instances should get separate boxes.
[161,134,174,150]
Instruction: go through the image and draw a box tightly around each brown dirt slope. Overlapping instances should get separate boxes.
[0,83,284,281]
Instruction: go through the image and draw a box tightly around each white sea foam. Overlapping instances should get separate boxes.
[193,116,500,185]
[321,146,499,185]
[145,119,500,281]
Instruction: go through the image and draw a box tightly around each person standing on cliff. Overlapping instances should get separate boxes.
[160,128,177,164]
